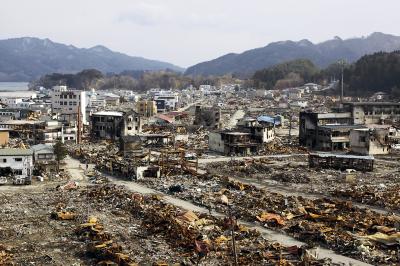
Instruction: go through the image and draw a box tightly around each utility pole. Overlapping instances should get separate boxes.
[228,205,238,266]
[339,59,346,103]
[77,102,82,144]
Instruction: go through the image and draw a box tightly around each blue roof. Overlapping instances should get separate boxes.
[257,115,281,125]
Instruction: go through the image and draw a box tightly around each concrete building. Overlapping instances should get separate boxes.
[300,102,400,151]
[0,108,37,121]
[154,91,179,111]
[209,131,260,156]
[194,105,221,129]
[51,86,87,125]
[0,91,37,104]
[91,110,142,140]
[350,127,391,155]
[341,102,400,125]
[315,124,364,151]
[0,149,34,180]
[103,93,120,106]
[40,121,77,144]
[237,118,275,143]
[299,112,354,150]
[137,100,157,117]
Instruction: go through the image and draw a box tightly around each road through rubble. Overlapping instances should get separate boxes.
[64,156,375,265]
[104,175,371,266]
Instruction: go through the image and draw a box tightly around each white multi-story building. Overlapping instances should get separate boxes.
[0,149,34,179]
[154,90,179,111]
[51,86,87,124]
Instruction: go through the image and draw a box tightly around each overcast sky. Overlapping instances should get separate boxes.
[1,0,399,67]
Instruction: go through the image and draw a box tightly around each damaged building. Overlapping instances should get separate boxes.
[309,153,374,172]
[194,105,221,129]
[300,102,400,151]
[209,131,260,156]
[341,102,400,125]
[90,110,142,140]
[209,117,276,155]
[350,127,391,155]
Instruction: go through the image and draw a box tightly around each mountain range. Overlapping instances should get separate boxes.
[0,37,183,81]
[184,32,400,76]
[1,33,400,82]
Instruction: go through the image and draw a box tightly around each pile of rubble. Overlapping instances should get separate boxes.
[75,216,137,265]
[271,172,310,184]
[207,159,272,177]
[84,184,338,265]
[261,139,308,155]
[0,244,12,265]
[330,184,400,212]
[138,175,400,264]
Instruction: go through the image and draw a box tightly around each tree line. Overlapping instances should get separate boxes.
[251,51,400,97]
[29,69,241,92]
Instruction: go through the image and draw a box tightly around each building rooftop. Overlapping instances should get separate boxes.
[31,144,54,154]
[344,102,400,106]
[319,124,365,130]
[0,148,33,156]
[309,152,374,160]
[0,120,45,125]
[0,91,37,98]
[93,111,124,117]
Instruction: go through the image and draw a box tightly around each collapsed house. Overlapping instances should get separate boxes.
[0,120,46,144]
[90,110,142,140]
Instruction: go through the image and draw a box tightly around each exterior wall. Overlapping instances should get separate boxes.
[349,130,368,155]
[154,92,179,110]
[34,152,55,163]
[350,129,390,155]
[194,106,221,128]
[121,114,142,136]
[51,86,87,124]
[208,132,224,153]
[0,154,33,177]
[91,113,141,140]
[299,112,353,149]
[137,101,157,117]
[0,131,9,146]
[253,127,274,143]
[352,106,365,125]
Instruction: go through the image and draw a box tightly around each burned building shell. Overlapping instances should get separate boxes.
[91,110,142,140]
